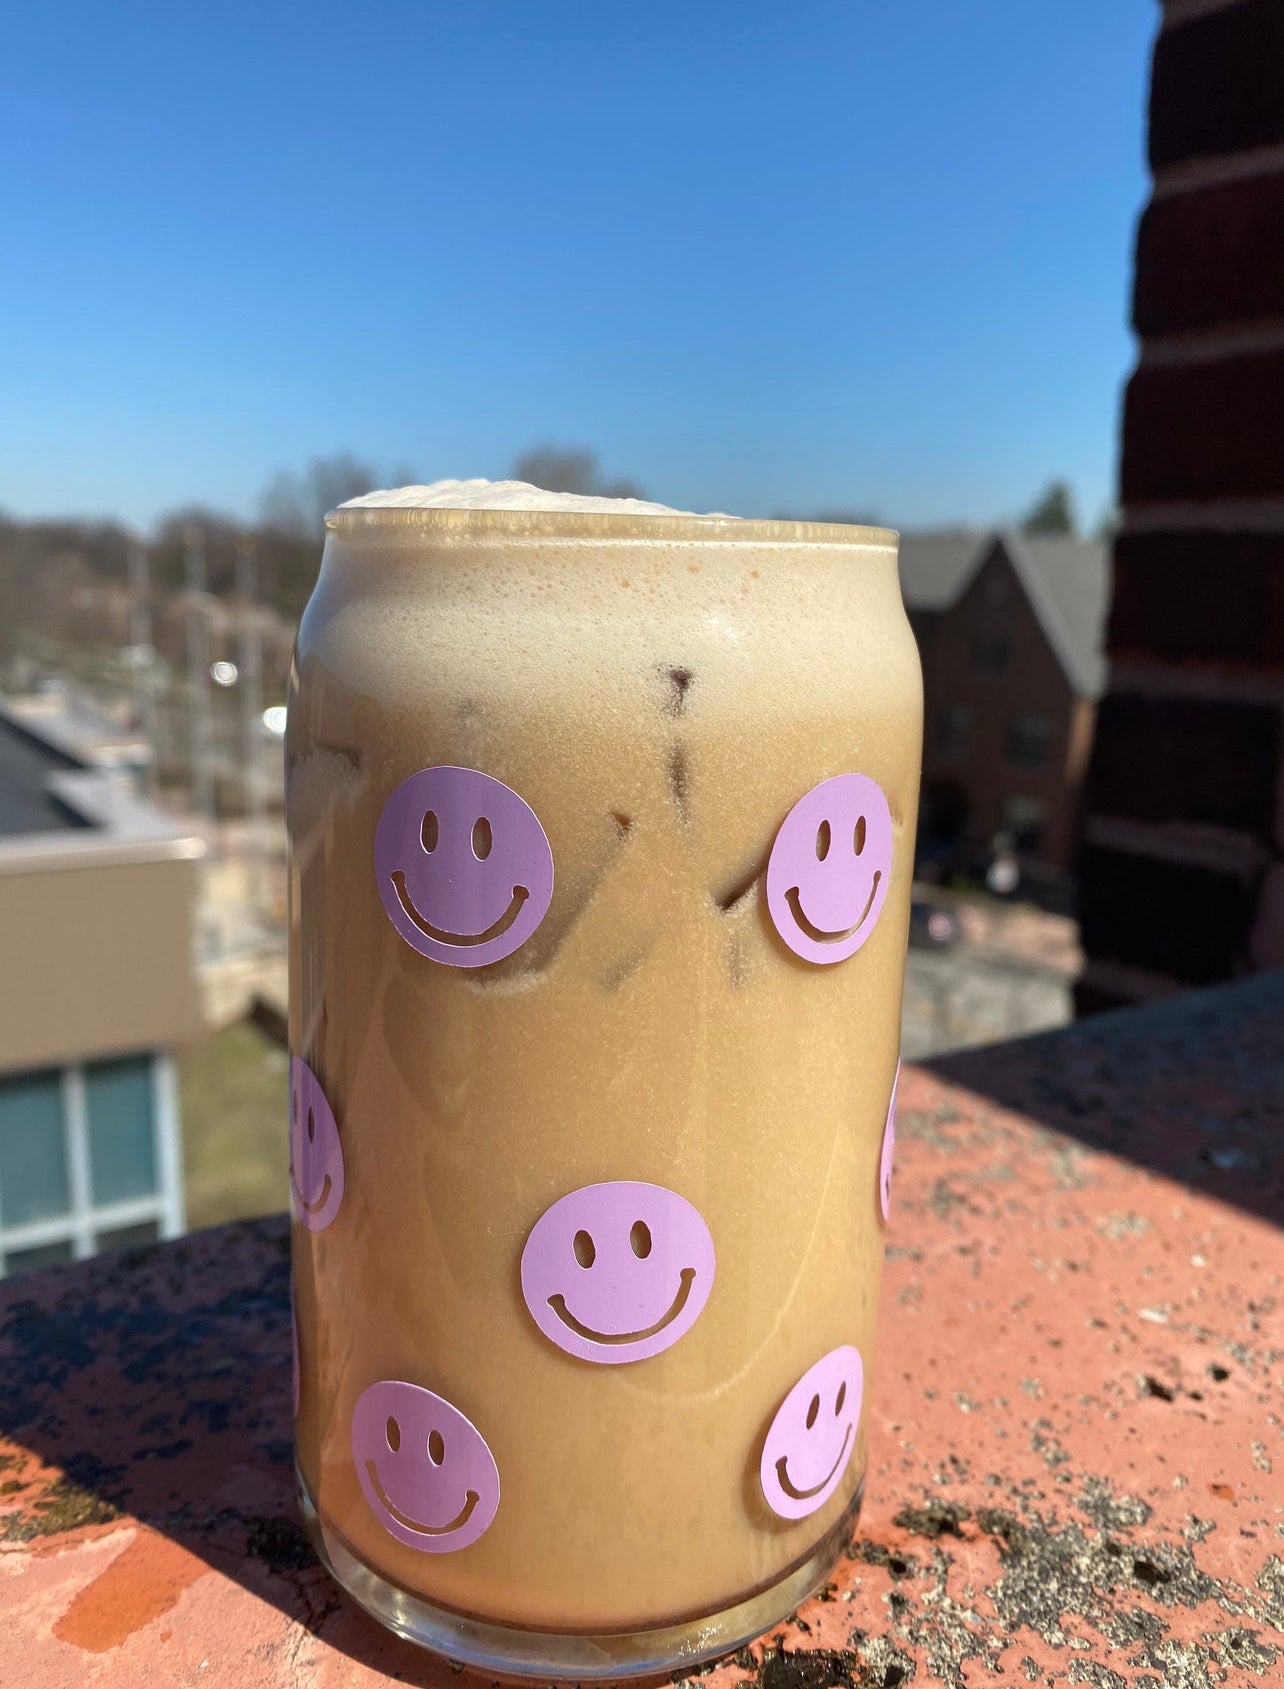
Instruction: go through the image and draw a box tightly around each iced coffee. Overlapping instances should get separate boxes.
[288,482,922,1675]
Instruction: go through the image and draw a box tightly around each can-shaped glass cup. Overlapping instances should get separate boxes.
[288,506,922,1678]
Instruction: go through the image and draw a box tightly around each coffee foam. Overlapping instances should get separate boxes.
[338,478,734,518]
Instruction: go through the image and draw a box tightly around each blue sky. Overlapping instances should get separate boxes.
[2,1,1154,532]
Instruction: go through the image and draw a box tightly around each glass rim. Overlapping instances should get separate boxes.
[324,505,899,548]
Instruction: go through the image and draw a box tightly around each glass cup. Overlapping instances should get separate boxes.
[288,505,922,1677]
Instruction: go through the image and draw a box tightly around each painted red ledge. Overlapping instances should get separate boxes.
[1,972,1282,1687]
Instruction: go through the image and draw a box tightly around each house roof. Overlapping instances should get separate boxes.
[0,701,203,865]
[1001,531,1111,699]
[899,528,1111,700]
[897,530,987,611]
[0,712,91,838]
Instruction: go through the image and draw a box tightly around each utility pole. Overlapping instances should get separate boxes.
[126,534,160,798]
[184,526,214,823]
[236,536,266,931]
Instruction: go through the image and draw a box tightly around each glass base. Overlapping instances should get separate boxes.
[297,1463,863,1681]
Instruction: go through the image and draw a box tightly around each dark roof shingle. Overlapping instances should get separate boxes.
[898,528,1111,699]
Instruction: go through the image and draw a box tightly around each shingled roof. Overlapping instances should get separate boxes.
[898,529,1111,699]
[896,529,986,611]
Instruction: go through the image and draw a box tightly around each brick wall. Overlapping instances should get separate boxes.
[1077,0,1284,1013]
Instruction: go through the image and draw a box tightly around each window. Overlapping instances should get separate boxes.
[86,1056,157,1206]
[1000,797,1046,856]
[0,1070,70,1227]
[935,704,972,758]
[971,631,1011,674]
[0,1054,182,1278]
[1006,714,1052,770]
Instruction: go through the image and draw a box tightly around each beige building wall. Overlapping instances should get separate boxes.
[0,843,204,1077]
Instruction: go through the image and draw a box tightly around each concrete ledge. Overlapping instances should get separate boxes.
[0,974,1281,1683]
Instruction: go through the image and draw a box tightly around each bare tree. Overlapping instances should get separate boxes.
[511,445,644,501]
[260,454,381,537]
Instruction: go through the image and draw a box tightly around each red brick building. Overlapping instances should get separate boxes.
[903,531,1110,882]
[1077,0,1284,1011]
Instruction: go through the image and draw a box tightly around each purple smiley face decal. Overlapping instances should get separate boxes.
[289,1056,344,1232]
[760,1345,864,1522]
[353,1380,500,1554]
[879,1065,899,1223]
[521,1181,716,1365]
[374,765,554,968]
[765,774,893,964]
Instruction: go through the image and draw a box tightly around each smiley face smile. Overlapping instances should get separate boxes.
[289,1059,344,1233]
[765,773,893,965]
[775,1422,854,1502]
[390,871,529,947]
[521,1182,716,1365]
[784,872,882,944]
[759,1345,864,1521]
[548,1267,697,1346]
[375,765,554,968]
[365,1464,479,1538]
[352,1379,501,1554]
[293,1171,332,1216]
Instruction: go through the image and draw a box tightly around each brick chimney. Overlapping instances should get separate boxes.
[1076,0,1284,1013]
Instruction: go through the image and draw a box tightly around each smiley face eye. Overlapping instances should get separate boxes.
[428,1429,445,1466]
[854,815,867,855]
[421,810,439,852]
[291,1089,298,1124]
[630,1220,652,1259]
[385,1416,401,1452]
[806,1393,820,1429]
[573,1229,596,1268]
[835,1380,847,1414]
[306,1108,316,1143]
[815,819,831,861]
[472,816,493,860]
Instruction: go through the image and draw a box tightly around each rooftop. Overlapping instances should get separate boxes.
[1006,531,1112,698]
[896,528,986,611]
[0,698,197,866]
[0,709,90,838]
[0,971,1279,1683]
[899,529,1112,698]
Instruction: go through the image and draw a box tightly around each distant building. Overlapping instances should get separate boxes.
[0,700,203,1277]
[5,686,154,793]
[66,577,134,648]
[901,531,1111,883]
[155,593,295,693]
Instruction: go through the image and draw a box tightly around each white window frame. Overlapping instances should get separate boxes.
[0,1050,184,1276]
